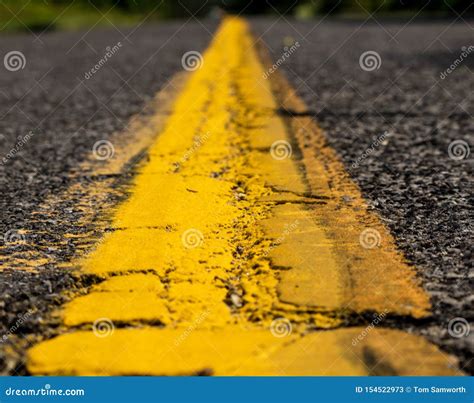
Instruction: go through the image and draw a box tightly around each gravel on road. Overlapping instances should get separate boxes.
[252,17,473,373]
[0,19,218,374]
[0,16,472,374]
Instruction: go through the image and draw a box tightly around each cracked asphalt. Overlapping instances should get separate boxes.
[252,17,473,372]
[0,16,472,374]
[0,19,218,374]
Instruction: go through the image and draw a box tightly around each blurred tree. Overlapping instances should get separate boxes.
[315,0,345,14]
[14,0,474,18]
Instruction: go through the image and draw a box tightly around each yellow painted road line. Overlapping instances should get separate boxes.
[27,17,460,375]
[0,73,187,273]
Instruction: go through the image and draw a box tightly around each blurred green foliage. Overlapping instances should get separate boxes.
[0,0,472,33]
[294,0,472,17]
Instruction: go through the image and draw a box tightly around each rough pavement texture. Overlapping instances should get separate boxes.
[252,17,473,373]
[0,16,472,374]
[0,19,218,374]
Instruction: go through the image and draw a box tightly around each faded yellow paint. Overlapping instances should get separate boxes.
[64,292,170,327]
[0,73,187,273]
[28,327,460,376]
[261,204,344,310]
[27,17,457,376]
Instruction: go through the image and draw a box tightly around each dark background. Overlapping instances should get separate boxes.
[1,0,473,34]
[58,0,474,17]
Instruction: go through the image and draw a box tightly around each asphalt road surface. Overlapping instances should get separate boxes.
[0,19,218,374]
[0,16,472,374]
[252,16,473,372]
